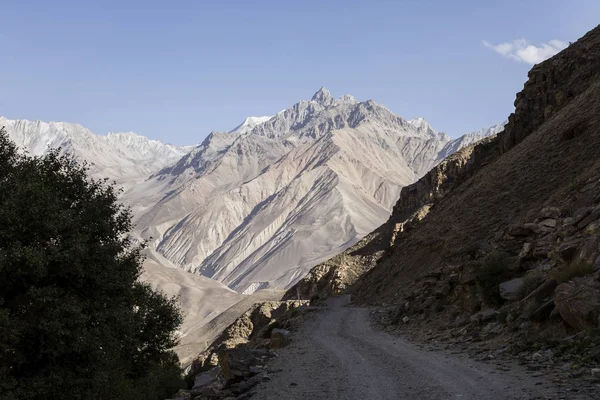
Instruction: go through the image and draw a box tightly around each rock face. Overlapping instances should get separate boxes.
[189,300,308,375]
[349,25,600,305]
[554,277,600,331]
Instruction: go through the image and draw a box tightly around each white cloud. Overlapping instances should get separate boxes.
[483,39,568,65]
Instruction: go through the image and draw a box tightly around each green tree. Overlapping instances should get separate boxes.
[0,128,183,400]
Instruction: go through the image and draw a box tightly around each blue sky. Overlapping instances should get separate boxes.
[1,1,598,144]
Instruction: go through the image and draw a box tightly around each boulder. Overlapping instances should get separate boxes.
[519,242,534,259]
[499,278,524,301]
[573,206,594,225]
[470,308,496,324]
[269,329,291,349]
[218,347,272,382]
[166,390,191,400]
[434,281,452,298]
[585,221,600,235]
[539,219,558,229]
[459,269,477,285]
[508,223,539,237]
[576,205,600,229]
[577,236,599,264]
[540,207,561,219]
[558,241,580,261]
[192,367,221,391]
[554,277,600,331]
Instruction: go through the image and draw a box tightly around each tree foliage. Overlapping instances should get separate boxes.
[0,128,183,400]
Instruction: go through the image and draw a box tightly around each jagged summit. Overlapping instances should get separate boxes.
[311,86,334,106]
[408,117,436,133]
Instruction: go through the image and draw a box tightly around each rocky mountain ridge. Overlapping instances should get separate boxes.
[1,90,502,296]
[126,88,502,293]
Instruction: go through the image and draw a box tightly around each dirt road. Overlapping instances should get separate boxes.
[252,296,586,400]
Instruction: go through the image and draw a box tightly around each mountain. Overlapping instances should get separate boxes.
[0,91,500,295]
[125,88,499,293]
[229,116,273,134]
[435,121,506,163]
[0,117,193,190]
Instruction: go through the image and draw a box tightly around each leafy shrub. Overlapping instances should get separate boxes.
[0,128,183,400]
[475,251,515,306]
[549,260,595,283]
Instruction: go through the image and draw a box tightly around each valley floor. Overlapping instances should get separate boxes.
[251,296,591,400]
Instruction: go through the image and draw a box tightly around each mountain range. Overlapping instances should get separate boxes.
[1,88,504,294]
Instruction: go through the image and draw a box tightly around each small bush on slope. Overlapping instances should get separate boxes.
[549,260,595,283]
[476,251,516,306]
[0,128,183,400]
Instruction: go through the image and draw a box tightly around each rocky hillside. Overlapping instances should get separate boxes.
[353,25,600,303]
[284,135,497,301]
[286,25,600,380]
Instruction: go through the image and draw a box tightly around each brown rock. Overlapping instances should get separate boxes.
[519,242,534,260]
[459,269,477,285]
[540,207,561,219]
[573,206,594,225]
[218,348,270,382]
[508,223,539,237]
[434,281,452,298]
[539,219,558,229]
[558,241,580,261]
[577,236,599,264]
[470,308,497,324]
[269,329,290,349]
[577,205,600,229]
[554,277,600,331]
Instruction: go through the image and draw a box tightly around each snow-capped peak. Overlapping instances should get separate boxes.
[229,116,273,134]
[408,117,437,134]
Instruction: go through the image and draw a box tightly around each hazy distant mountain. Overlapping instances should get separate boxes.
[0,117,192,190]
[436,121,507,163]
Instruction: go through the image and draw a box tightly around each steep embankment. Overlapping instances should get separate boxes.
[284,136,496,300]
[353,25,600,304]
